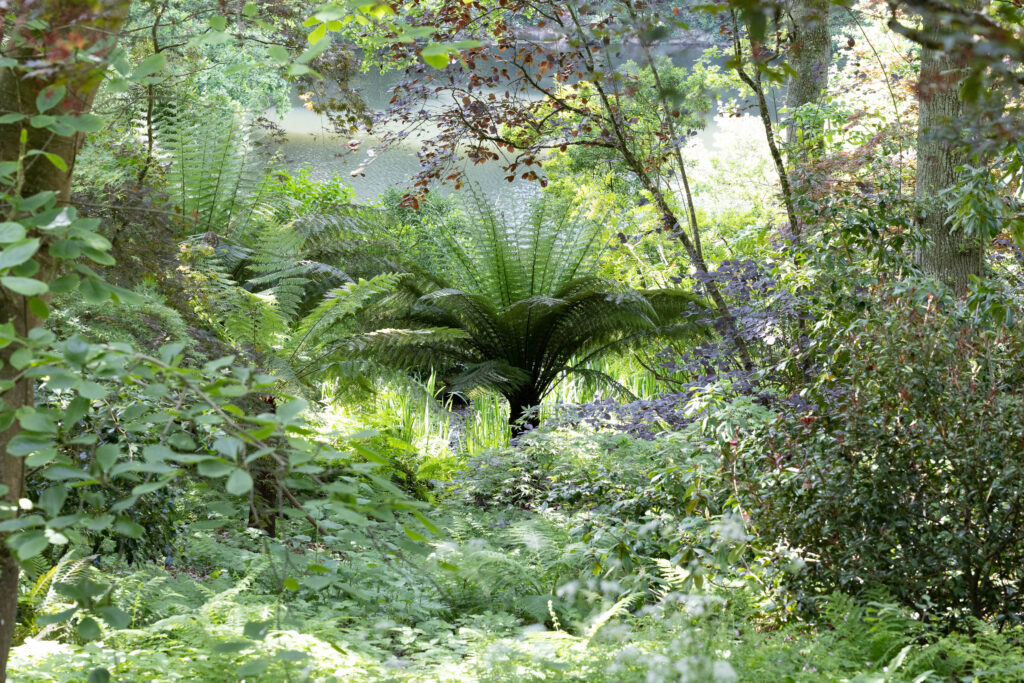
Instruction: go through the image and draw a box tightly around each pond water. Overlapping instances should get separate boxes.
[270,46,737,205]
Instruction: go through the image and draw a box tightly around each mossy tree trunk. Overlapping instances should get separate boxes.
[785,0,831,148]
[912,8,984,294]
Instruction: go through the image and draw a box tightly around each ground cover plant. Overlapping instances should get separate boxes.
[3,1,1024,682]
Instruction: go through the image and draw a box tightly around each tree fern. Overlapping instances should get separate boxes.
[320,191,709,427]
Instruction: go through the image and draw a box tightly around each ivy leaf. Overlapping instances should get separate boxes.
[226,468,253,495]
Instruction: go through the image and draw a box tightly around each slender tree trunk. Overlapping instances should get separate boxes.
[731,13,800,242]
[912,8,984,293]
[0,3,131,677]
[785,0,831,147]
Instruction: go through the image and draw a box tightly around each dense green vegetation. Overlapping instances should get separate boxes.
[2,1,1024,681]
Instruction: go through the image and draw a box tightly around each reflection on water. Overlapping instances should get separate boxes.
[270,46,731,206]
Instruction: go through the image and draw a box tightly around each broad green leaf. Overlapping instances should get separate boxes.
[14,529,48,560]
[36,84,66,113]
[2,276,48,296]
[68,114,104,133]
[87,668,111,683]
[213,436,243,459]
[243,619,272,640]
[37,486,67,517]
[268,45,289,63]
[96,606,131,630]
[226,468,254,496]
[37,607,78,626]
[0,222,26,243]
[0,238,40,270]
[132,52,167,80]
[308,22,328,44]
[43,153,68,171]
[77,617,102,641]
[78,381,107,400]
[113,518,144,538]
[95,443,120,472]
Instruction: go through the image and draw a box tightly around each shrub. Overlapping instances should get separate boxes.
[737,290,1024,624]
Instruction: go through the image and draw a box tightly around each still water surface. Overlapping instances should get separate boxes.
[271,48,731,205]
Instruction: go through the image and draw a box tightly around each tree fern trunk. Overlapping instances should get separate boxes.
[508,394,540,433]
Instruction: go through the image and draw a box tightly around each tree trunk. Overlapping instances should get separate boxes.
[507,394,540,434]
[0,3,131,677]
[912,8,983,293]
[785,0,831,147]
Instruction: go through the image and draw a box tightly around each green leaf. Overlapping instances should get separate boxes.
[27,296,48,320]
[243,619,272,640]
[69,114,104,133]
[95,443,120,472]
[0,223,26,243]
[237,659,270,676]
[276,649,308,662]
[0,239,40,270]
[282,577,299,591]
[96,605,131,630]
[2,276,47,296]
[213,436,243,459]
[0,113,24,124]
[268,45,290,63]
[198,459,233,478]
[132,52,167,80]
[37,606,78,626]
[214,641,250,653]
[210,14,227,31]
[87,668,111,683]
[226,468,254,496]
[77,616,102,641]
[36,84,66,113]
[113,518,144,538]
[421,46,450,69]
[14,530,48,561]
[78,381,107,400]
[18,408,56,434]
[243,2,258,17]
[37,486,67,516]
[308,23,328,44]
[42,153,68,171]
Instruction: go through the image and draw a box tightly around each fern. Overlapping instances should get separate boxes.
[153,97,269,236]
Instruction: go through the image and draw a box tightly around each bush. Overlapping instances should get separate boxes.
[737,290,1024,624]
[48,286,195,356]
